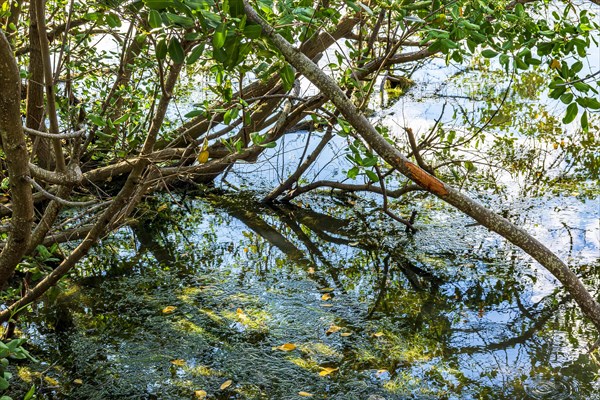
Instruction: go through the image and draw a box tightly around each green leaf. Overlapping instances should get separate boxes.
[23,385,35,400]
[0,376,8,391]
[166,13,195,28]
[168,37,185,64]
[144,0,174,9]
[347,166,359,179]
[243,24,262,39]
[156,38,168,59]
[260,141,277,148]
[481,49,498,58]
[365,170,379,182]
[229,0,244,17]
[186,43,205,64]
[185,109,204,118]
[581,110,588,131]
[213,23,227,49]
[559,93,573,104]
[562,102,578,124]
[106,13,121,28]
[280,64,295,91]
[148,10,162,29]
[88,114,106,127]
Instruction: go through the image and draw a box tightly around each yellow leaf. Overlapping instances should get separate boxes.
[376,369,388,376]
[277,343,297,351]
[162,306,177,314]
[236,308,244,314]
[319,367,338,376]
[307,267,315,274]
[73,379,83,385]
[373,332,384,337]
[321,293,331,301]
[325,325,341,335]
[198,150,210,164]
[157,204,168,212]
[550,59,561,70]
[194,389,208,399]
[340,332,352,337]
[553,142,559,149]
[201,137,209,151]
[171,359,186,366]
[220,379,233,390]
[298,391,314,397]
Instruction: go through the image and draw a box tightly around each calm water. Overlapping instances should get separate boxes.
[12,188,600,400]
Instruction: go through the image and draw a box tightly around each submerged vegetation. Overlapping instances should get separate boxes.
[0,0,599,398]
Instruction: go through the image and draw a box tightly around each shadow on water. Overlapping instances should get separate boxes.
[13,191,600,400]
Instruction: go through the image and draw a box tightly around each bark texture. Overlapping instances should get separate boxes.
[0,30,34,284]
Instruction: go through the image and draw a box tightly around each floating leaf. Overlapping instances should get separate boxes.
[372,332,384,337]
[340,332,352,337]
[321,303,333,307]
[321,293,331,301]
[171,359,186,366]
[376,369,388,376]
[325,325,341,335]
[277,343,297,351]
[319,367,338,376]
[298,392,314,397]
[162,306,177,314]
[194,389,208,399]
[220,379,233,390]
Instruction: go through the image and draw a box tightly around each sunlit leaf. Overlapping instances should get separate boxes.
[220,379,233,390]
[162,306,177,314]
[298,391,314,397]
[321,293,331,301]
[277,343,296,351]
[340,332,352,337]
[73,379,83,384]
[171,359,186,366]
[318,367,338,376]
[198,150,210,163]
[194,389,208,399]
[372,332,384,337]
[325,325,341,335]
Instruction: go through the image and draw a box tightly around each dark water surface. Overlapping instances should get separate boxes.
[13,190,600,399]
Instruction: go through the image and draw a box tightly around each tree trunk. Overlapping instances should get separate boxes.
[0,29,34,285]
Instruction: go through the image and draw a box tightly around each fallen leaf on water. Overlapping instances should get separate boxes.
[326,325,341,335]
[373,332,384,338]
[170,359,186,366]
[340,332,352,337]
[376,369,388,376]
[220,379,233,390]
[277,343,297,351]
[298,391,314,397]
[321,303,333,307]
[194,390,207,399]
[162,306,177,314]
[321,293,332,301]
[319,367,338,376]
